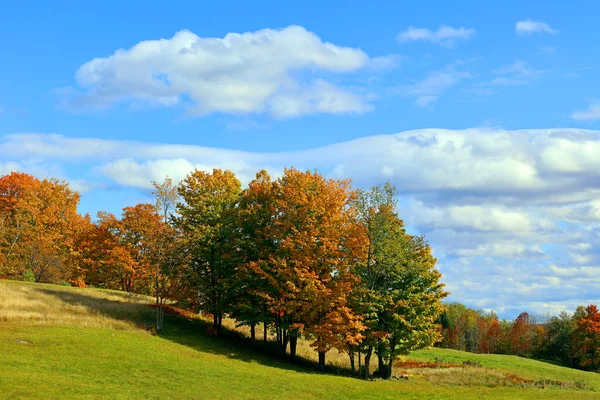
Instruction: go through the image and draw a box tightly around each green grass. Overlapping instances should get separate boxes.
[1,280,600,399]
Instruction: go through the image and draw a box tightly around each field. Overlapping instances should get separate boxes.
[1,281,600,399]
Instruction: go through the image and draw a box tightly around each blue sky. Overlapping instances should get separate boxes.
[2,0,600,318]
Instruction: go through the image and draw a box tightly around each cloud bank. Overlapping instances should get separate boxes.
[4,127,600,318]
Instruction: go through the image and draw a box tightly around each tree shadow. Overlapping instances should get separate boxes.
[32,286,354,377]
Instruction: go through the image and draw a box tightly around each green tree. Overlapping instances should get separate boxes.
[352,183,448,379]
[176,169,241,333]
[538,311,574,365]
[229,170,277,342]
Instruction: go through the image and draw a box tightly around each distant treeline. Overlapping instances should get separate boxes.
[0,170,447,379]
[437,302,600,372]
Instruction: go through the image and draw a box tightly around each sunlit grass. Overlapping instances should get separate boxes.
[2,280,600,399]
[0,280,152,330]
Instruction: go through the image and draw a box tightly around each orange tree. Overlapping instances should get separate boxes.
[71,212,137,291]
[264,168,366,367]
[572,304,600,371]
[0,172,79,282]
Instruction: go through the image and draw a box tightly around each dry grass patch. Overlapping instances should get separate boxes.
[398,360,591,390]
[0,281,153,330]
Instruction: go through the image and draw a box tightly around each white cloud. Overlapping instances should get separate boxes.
[58,26,381,118]
[571,103,600,121]
[516,19,558,35]
[98,158,281,190]
[269,80,373,118]
[6,128,600,200]
[453,242,545,259]
[397,25,475,47]
[537,134,600,173]
[409,202,535,232]
[402,66,471,106]
[0,161,20,174]
[490,60,542,86]
[544,200,600,224]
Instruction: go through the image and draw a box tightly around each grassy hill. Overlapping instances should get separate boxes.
[1,281,600,399]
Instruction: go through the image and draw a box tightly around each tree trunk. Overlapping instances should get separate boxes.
[155,275,161,332]
[213,313,219,330]
[387,358,394,379]
[159,297,164,332]
[377,354,391,379]
[358,350,362,373]
[348,350,355,374]
[363,346,373,379]
[250,324,256,341]
[263,321,268,344]
[318,351,326,370]
[262,305,268,344]
[281,329,289,354]
[290,335,298,357]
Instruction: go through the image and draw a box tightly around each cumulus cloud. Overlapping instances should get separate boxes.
[98,158,282,190]
[5,128,600,200]
[543,200,600,224]
[452,242,546,259]
[571,103,600,121]
[408,202,538,232]
[516,19,558,35]
[57,26,382,118]
[397,25,475,47]
[7,127,600,317]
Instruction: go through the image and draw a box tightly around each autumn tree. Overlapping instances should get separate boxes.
[70,214,136,290]
[509,312,536,356]
[438,304,503,354]
[572,304,600,371]
[0,172,79,282]
[481,315,502,354]
[265,168,366,366]
[176,169,242,332]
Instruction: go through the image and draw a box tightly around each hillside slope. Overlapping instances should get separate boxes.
[1,281,599,400]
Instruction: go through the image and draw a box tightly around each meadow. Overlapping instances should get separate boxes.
[1,280,600,399]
